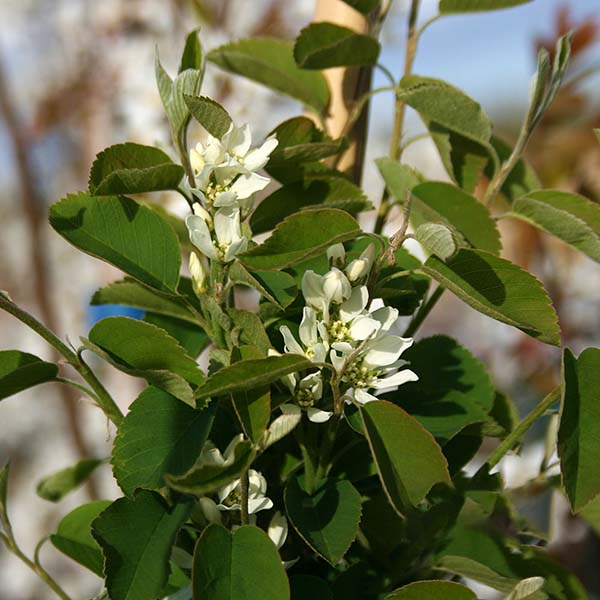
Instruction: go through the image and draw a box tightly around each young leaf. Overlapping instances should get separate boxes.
[50,501,112,577]
[284,477,362,565]
[439,0,533,13]
[112,387,216,496]
[503,190,600,263]
[411,182,502,254]
[505,578,545,600]
[88,143,184,196]
[166,439,255,496]
[558,348,600,513]
[239,209,361,271]
[386,581,476,600]
[192,525,290,600]
[250,177,371,235]
[179,30,203,73]
[50,194,181,293]
[91,278,196,324]
[422,249,561,346]
[361,400,451,513]
[92,491,190,600]
[294,23,380,69]
[85,317,204,405]
[0,350,58,401]
[388,336,495,444]
[183,95,232,138]
[415,223,458,260]
[195,354,313,402]
[207,38,330,114]
[37,458,103,502]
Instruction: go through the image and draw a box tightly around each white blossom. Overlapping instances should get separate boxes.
[189,251,208,295]
[279,372,332,424]
[346,243,375,282]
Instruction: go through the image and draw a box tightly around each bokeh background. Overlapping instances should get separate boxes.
[1,0,599,597]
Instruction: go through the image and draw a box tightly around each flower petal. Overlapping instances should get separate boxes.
[280,325,304,355]
[354,388,378,404]
[198,497,222,524]
[186,214,218,259]
[340,286,369,322]
[348,315,380,341]
[229,172,271,199]
[371,369,419,390]
[244,136,278,171]
[248,496,274,514]
[363,336,413,367]
[307,407,333,423]
[267,512,288,549]
[299,307,318,347]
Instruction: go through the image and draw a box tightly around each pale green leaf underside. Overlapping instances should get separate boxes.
[37,459,103,503]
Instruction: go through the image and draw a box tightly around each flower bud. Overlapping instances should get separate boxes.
[189,251,208,296]
[327,243,346,268]
[322,268,352,304]
[345,243,375,282]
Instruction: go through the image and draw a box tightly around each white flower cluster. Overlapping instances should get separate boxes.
[279,243,418,422]
[185,122,278,264]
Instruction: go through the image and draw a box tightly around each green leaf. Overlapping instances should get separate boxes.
[284,477,362,565]
[229,262,298,309]
[415,223,457,260]
[422,249,561,346]
[375,158,423,202]
[166,438,254,496]
[192,525,290,600]
[411,182,501,254]
[92,491,190,600]
[208,38,330,114]
[506,578,546,600]
[50,194,181,293]
[386,581,476,600]
[388,336,495,444]
[398,75,492,145]
[51,501,112,577]
[184,95,232,138]
[361,400,451,513]
[294,23,380,69]
[503,190,600,263]
[341,0,380,13]
[143,313,209,358]
[439,0,533,13]
[88,143,184,196]
[179,30,203,73]
[251,177,371,235]
[91,279,196,324]
[580,493,600,536]
[437,555,521,594]
[195,354,312,402]
[228,309,271,356]
[37,458,103,502]
[0,350,58,401]
[85,317,204,405]
[558,348,600,512]
[112,387,215,496]
[240,208,361,271]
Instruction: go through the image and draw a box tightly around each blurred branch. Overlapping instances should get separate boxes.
[0,56,100,500]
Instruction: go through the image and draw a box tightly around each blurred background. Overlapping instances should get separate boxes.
[1,0,599,597]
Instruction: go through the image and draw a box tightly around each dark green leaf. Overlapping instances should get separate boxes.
[92,491,190,600]
[342,0,380,14]
[0,350,57,401]
[285,477,362,565]
[240,208,361,271]
[192,525,290,600]
[88,143,184,196]
[195,354,312,402]
[422,249,561,346]
[37,459,103,502]
[294,23,380,69]
[439,0,533,13]
[208,38,330,114]
[143,313,209,358]
[179,30,203,73]
[411,182,502,254]
[388,336,495,444]
[558,348,600,512]
[183,95,232,138]
[386,581,476,600]
[503,190,600,263]
[229,262,298,309]
[50,194,181,293]
[250,177,371,235]
[361,400,451,513]
[166,438,254,495]
[112,387,215,496]
[51,501,112,576]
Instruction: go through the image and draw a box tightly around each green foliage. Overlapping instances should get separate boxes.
[423,249,561,345]
[92,491,190,600]
[207,38,330,114]
[285,477,362,565]
[415,222,457,260]
[361,400,451,512]
[0,350,57,401]
[112,387,215,496]
[376,158,423,202]
[294,23,380,69]
[88,143,184,196]
[341,0,380,14]
[229,262,298,309]
[439,0,533,12]
[51,501,112,576]
[184,95,232,138]
[50,194,181,293]
[37,459,103,502]
[386,581,476,600]
[192,525,290,600]
[558,348,600,512]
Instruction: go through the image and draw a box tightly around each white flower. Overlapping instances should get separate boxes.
[280,307,328,363]
[221,122,278,172]
[186,203,247,262]
[279,372,332,424]
[267,512,298,570]
[217,469,273,514]
[327,243,346,268]
[346,243,375,282]
[301,268,352,319]
[189,251,208,295]
[322,268,352,305]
